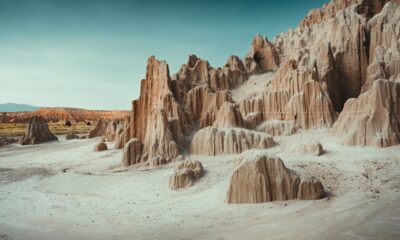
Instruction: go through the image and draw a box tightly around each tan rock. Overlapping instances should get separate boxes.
[288,140,324,156]
[258,120,297,136]
[190,127,275,155]
[104,120,123,141]
[245,34,280,74]
[169,160,204,190]
[115,120,130,149]
[124,56,192,166]
[284,80,337,129]
[213,102,244,128]
[122,138,143,166]
[88,119,109,138]
[19,117,58,145]
[332,79,400,147]
[226,154,325,204]
[94,140,107,152]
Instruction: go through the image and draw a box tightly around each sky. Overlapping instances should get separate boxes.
[0,0,329,110]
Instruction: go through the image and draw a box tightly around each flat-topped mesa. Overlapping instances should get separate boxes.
[245,34,280,74]
[332,79,400,147]
[19,117,58,145]
[123,56,192,166]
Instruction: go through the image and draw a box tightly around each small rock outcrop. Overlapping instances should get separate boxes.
[169,160,204,190]
[226,154,325,204]
[94,140,108,152]
[288,140,324,156]
[18,117,58,145]
[190,127,275,156]
[122,138,143,166]
[88,119,109,138]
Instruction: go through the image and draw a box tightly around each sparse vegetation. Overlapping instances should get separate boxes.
[0,122,93,138]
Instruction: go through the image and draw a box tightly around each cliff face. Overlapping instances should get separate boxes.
[122,0,400,166]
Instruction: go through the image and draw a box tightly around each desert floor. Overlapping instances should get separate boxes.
[0,130,399,240]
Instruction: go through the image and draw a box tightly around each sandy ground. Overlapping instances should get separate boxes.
[231,72,274,102]
[0,130,399,240]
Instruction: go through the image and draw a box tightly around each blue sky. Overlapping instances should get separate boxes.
[0,0,328,110]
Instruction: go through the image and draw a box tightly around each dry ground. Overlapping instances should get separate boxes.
[0,129,399,240]
[0,122,93,138]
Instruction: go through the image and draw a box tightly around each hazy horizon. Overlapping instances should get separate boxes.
[0,0,328,110]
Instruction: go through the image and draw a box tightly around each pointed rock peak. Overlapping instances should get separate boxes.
[145,55,170,83]
[225,55,245,70]
[186,54,211,70]
[252,34,270,47]
[187,54,201,68]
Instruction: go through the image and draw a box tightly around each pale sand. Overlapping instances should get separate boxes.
[0,130,399,240]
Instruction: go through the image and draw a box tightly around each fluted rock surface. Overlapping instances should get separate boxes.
[258,120,297,136]
[245,34,280,74]
[226,154,325,204]
[169,160,204,190]
[363,2,400,91]
[19,117,58,145]
[104,120,124,141]
[115,119,130,149]
[120,0,400,163]
[190,127,275,155]
[332,79,400,147]
[88,119,109,138]
[122,138,143,166]
[213,102,245,128]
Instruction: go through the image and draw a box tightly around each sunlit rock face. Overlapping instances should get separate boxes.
[18,117,58,145]
[226,154,325,204]
[122,0,400,167]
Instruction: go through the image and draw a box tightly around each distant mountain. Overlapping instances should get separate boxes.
[0,103,40,113]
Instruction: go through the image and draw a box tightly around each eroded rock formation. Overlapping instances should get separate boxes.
[332,79,400,147]
[288,140,324,156]
[104,120,124,141]
[258,120,297,136]
[94,140,108,152]
[226,154,325,204]
[169,160,204,190]
[120,0,400,165]
[19,117,58,145]
[88,119,109,138]
[190,127,275,156]
[122,138,143,166]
